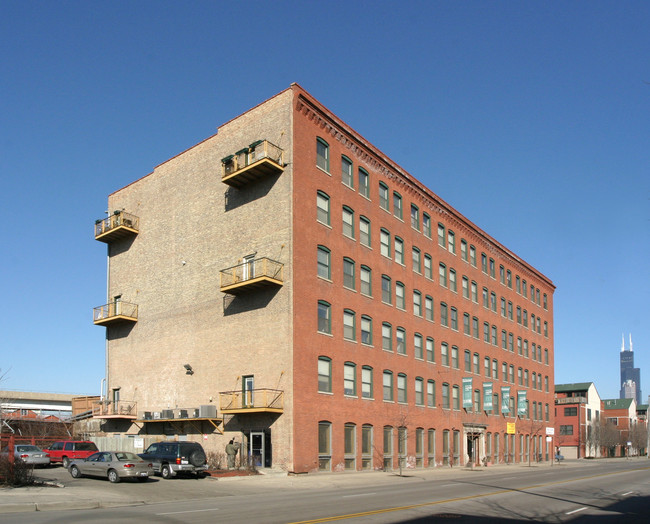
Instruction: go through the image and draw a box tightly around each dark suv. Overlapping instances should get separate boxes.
[138,441,207,479]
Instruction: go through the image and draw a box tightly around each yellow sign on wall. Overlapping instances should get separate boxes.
[506,422,516,434]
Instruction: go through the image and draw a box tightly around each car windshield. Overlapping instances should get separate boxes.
[115,452,140,461]
[76,442,99,451]
[16,446,40,452]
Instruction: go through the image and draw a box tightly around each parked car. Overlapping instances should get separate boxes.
[68,451,153,483]
[43,440,99,468]
[1,445,50,467]
[138,441,207,479]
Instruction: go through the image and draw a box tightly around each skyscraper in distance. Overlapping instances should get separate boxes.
[620,334,641,404]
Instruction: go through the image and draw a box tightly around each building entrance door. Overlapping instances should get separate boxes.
[250,432,265,467]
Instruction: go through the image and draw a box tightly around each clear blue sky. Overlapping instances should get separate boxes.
[1,1,648,401]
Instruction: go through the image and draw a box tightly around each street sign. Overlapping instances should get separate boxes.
[507,422,516,434]
[546,427,555,435]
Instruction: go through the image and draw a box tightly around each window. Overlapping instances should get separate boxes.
[360,265,372,296]
[462,276,469,298]
[318,301,331,334]
[473,389,481,413]
[362,425,373,469]
[383,371,394,401]
[472,317,479,339]
[492,359,498,379]
[452,385,460,410]
[343,309,356,341]
[490,292,497,312]
[426,337,435,362]
[500,265,505,284]
[489,258,495,278]
[559,425,573,435]
[484,357,491,377]
[316,191,330,225]
[451,345,459,368]
[396,327,406,355]
[382,323,392,351]
[424,254,433,279]
[344,423,356,470]
[412,247,422,273]
[425,295,434,321]
[441,342,449,366]
[483,322,490,343]
[360,216,371,247]
[447,231,456,254]
[473,353,480,374]
[361,367,373,399]
[440,302,448,327]
[481,253,488,273]
[415,427,424,467]
[380,229,391,258]
[438,223,446,247]
[482,287,489,308]
[343,257,355,290]
[411,204,419,230]
[450,307,458,330]
[423,213,431,237]
[427,380,436,407]
[379,182,389,211]
[344,362,357,396]
[318,421,331,470]
[394,236,404,264]
[471,281,478,303]
[361,315,373,345]
[564,407,577,416]
[383,426,393,470]
[397,374,407,403]
[507,270,512,288]
[442,383,450,409]
[449,269,457,292]
[439,263,447,287]
[469,245,476,267]
[341,155,353,187]
[381,275,392,304]
[393,192,403,219]
[413,290,422,316]
[316,138,329,172]
[414,333,423,359]
[358,168,369,198]
[460,239,468,261]
[501,297,506,317]
[463,313,470,335]
[317,246,330,280]
[318,357,332,393]
[395,281,405,309]
[342,206,355,238]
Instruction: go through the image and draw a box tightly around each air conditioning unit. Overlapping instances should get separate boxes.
[192,409,200,418]
[199,405,217,418]
[162,409,174,419]
[179,409,188,419]
[153,412,161,420]
[143,411,152,420]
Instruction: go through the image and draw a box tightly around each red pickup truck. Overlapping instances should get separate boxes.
[44,440,99,468]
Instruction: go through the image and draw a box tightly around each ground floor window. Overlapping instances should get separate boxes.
[415,428,424,467]
[453,430,460,465]
[361,425,373,470]
[494,433,500,463]
[427,429,436,467]
[344,423,356,470]
[486,432,492,462]
[319,422,331,471]
[383,426,393,470]
[443,430,450,466]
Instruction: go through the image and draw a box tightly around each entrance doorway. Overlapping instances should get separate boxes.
[246,430,272,468]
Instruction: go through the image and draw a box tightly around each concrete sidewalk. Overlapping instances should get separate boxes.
[0,458,609,514]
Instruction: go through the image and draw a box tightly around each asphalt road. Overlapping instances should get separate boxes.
[2,459,650,523]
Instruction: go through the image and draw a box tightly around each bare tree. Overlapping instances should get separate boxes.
[629,423,648,455]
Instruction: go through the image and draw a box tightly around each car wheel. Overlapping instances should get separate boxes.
[136,476,148,482]
[62,457,70,469]
[70,465,82,479]
[161,464,172,479]
[189,450,206,467]
[108,469,121,483]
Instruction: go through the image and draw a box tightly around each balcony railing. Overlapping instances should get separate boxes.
[93,301,138,326]
[95,211,139,243]
[221,139,284,188]
[92,400,137,419]
[219,389,284,414]
[220,257,283,294]
[555,396,587,405]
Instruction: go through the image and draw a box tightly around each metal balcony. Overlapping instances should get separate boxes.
[219,389,284,414]
[93,301,138,326]
[221,140,284,188]
[95,211,139,243]
[220,257,283,295]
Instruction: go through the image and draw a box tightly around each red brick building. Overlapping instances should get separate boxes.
[93,84,555,472]
[554,382,602,458]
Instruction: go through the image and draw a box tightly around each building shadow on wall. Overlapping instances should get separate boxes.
[107,323,136,340]
[224,173,281,212]
[108,236,137,256]
[223,287,280,316]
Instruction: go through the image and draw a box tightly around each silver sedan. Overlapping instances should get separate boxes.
[68,451,153,483]
[5,445,51,467]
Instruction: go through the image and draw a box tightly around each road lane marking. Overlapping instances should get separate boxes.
[157,508,220,515]
[342,493,377,498]
[566,507,587,515]
[289,465,650,524]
